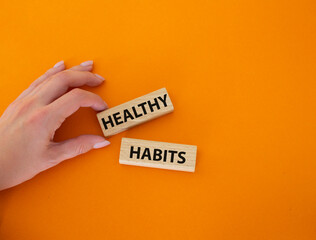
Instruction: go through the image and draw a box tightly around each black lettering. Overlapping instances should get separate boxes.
[158,94,168,107]
[123,109,134,122]
[153,149,162,161]
[113,112,123,125]
[177,151,186,164]
[132,106,143,118]
[130,146,141,159]
[163,150,168,162]
[141,148,151,160]
[137,102,148,115]
[168,150,177,163]
[102,116,114,130]
[147,98,160,112]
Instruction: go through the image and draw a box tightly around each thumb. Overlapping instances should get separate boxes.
[51,135,110,162]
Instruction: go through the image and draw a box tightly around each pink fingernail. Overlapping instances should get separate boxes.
[54,60,64,68]
[93,140,110,149]
[103,101,109,109]
[95,73,105,81]
[80,60,93,66]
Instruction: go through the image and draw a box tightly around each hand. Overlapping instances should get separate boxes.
[0,60,110,190]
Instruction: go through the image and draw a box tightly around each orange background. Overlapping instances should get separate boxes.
[0,0,316,239]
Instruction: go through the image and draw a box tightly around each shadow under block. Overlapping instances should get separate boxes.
[97,88,174,137]
[119,138,197,172]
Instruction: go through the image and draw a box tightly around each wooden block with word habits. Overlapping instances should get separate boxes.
[119,138,197,172]
[97,88,174,137]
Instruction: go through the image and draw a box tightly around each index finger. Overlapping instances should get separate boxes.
[45,88,108,131]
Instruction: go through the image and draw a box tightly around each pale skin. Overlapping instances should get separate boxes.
[0,60,110,191]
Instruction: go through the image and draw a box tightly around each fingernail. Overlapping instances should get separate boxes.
[103,100,109,109]
[95,73,105,81]
[53,60,64,68]
[80,60,93,66]
[93,140,110,149]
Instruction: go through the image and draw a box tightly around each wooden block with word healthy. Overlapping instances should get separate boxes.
[97,88,174,137]
[119,138,197,172]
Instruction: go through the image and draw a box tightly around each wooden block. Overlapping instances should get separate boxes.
[119,138,197,172]
[97,88,174,137]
